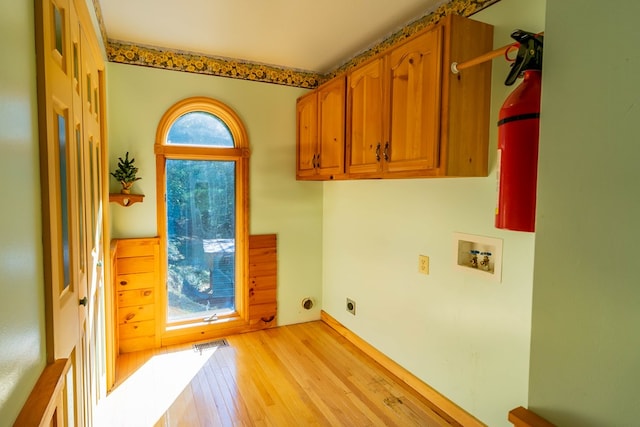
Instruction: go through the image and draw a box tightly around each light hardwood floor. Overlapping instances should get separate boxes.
[102,321,459,426]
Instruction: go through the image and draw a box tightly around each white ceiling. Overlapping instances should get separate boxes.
[98,0,447,74]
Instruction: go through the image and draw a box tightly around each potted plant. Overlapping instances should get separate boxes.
[110,152,141,194]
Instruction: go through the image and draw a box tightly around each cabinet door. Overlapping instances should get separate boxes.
[386,27,443,174]
[347,57,386,175]
[316,77,345,177]
[296,91,318,178]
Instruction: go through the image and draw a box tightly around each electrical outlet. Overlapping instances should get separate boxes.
[346,298,356,315]
[418,255,429,275]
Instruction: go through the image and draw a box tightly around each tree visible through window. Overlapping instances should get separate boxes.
[166,158,236,321]
[156,98,249,329]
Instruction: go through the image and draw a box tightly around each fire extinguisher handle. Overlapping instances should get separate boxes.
[505,30,543,86]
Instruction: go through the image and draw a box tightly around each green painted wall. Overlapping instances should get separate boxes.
[529,0,640,425]
[321,0,544,425]
[7,0,637,425]
[107,63,323,325]
[0,0,47,425]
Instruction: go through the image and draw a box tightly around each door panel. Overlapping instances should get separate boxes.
[347,57,386,175]
[41,0,81,362]
[296,92,318,177]
[80,22,105,424]
[35,0,108,424]
[386,28,443,173]
[317,78,345,175]
[38,1,82,424]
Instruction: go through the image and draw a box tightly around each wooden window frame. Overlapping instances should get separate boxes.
[154,97,250,344]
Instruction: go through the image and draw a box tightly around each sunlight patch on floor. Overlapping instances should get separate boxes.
[95,347,218,427]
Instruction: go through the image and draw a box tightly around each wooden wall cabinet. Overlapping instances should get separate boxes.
[346,56,385,176]
[347,14,493,178]
[114,237,160,353]
[347,27,444,177]
[296,76,346,180]
[295,14,493,181]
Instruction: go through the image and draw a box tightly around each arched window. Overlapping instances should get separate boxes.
[155,97,249,338]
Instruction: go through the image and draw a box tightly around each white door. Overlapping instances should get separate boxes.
[36,0,108,424]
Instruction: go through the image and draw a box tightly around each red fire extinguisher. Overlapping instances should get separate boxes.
[495,30,544,232]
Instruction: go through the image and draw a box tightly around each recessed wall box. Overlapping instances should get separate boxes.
[453,232,503,282]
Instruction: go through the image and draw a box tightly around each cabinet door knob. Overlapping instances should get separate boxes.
[120,280,128,286]
[383,142,390,161]
[126,313,135,321]
[79,296,88,306]
[375,143,381,162]
[143,290,152,297]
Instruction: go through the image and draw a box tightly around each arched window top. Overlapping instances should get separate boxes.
[167,111,234,147]
[156,97,248,150]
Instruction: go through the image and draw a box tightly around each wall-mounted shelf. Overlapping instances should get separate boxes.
[109,193,144,207]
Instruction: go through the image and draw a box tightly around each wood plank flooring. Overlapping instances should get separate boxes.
[102,321,458,426]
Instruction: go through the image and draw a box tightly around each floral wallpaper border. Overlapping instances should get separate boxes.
[327,0,502,80]
[96,0,500,89]
[106,41,323,88]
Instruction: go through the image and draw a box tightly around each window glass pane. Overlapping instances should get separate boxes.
[89,139,95,248]
[54,5,63,56]
[167,112,234,147]
[86,74,91,107]
[76,127,85,271]
[165,159,236,322]
[57,113,71,289]
[73,43,79,81]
